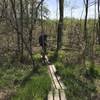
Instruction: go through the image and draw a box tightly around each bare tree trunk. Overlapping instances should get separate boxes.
[34,0,45,24]
[10,0,21,58]
[90,1,96,67]
[98,0,100,44]
[29,1,34,53]
[82,0,88,66]
[6,0,47,71]
[17,33,21,56]
[57,0,64,51]
[20,0,24,63]
[25,0,29,27]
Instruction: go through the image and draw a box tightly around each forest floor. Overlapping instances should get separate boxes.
[0,53,51,100]
[53,62,100,100]
[0,46,100,100]
[47,49,100,100]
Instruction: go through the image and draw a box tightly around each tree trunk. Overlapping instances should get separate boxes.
[17,33,21,56]
[29,2,34,54]
[20,0,24,63]
[57,0,64,51]
[9,0,35,70]
[25,0,29,27]
[98,0,100,44]
[82,0,88,66]
[90,1,96,67]
[10,0,21,59]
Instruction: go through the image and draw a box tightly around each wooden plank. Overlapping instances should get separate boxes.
[57,76,66,89]
[51,65,56,72]
[48,65,61,89]
[60,82,66,90]
[45,55,49,62]
[60,90,66,100]
[48,91,53,100]
[46,56,66,100]
[48,67,56,88]
[51,65,65,89]
[54,89,60,100]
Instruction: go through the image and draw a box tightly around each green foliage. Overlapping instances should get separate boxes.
[96,45,100,51]
[58,50,66,60]
[48,50,81,65]
[85,67,100,79]
[95,64,100,74]
[95,45,100,55]
[0,59,51,100]
[12,68,51,100]
[54,61,64,76]
[47,51,57,62]
[33,53,41,64]
[0,65,30,88]
[55,61,97,100]
[33,53,41,60]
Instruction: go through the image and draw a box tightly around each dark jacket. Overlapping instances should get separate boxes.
[39,34,47,47]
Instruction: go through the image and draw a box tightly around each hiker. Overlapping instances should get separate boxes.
[39,31,47,63]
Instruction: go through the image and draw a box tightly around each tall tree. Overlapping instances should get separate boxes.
[82,0,88,66]
[98,0,100,44]
[7,0,39,70]
[19,0,24,62]
[90,0,96,67]
[10,0,21,57]
[57,0,64,51]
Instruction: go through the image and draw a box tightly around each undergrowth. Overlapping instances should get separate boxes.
[12,67,51,100]
[0,53,51,100]
[54,57,100,100]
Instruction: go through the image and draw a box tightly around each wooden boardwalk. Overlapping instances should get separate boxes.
[48,64,66,100]
[44,56,66,100]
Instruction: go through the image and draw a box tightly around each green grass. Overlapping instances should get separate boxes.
[0,53,51,100]
[95,45,100,54]
[0,65,51,100]
[48,49,100,100]
[95,64,100,74]
[0,50,99,100]
[12,67,51,100]
[0,65,30,88]
[54,61,99,100]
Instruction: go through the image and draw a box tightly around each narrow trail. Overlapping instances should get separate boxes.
[45,56,67,100]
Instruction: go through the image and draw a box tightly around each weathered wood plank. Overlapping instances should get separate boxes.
[54,89,60,100]
[48,65,57,88]
[48,65,61,89]
[48,91,53,100]
[51,65,66,89]
[51,65,56,72]
[57,76,66,89]
[60,90,66,100]
[46,56,67,100]
[45,55,49,62]
[60,82,66,90]
[48,68,55,88]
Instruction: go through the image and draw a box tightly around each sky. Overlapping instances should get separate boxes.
[45,0,97,19]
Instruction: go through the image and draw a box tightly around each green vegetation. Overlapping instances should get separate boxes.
[0,54,51,100]
[55,61,100,100]
[12,67,51,100]
[0,0,100,99]
[49,50,100,100]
